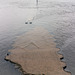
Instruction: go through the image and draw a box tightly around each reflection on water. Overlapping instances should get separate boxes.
[0,0,75,75]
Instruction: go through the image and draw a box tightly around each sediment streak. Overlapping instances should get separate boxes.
[6,26,71,75]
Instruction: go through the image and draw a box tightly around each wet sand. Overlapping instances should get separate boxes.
[6,27,71,75]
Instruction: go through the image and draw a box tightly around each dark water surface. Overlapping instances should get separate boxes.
[0,0,75,75]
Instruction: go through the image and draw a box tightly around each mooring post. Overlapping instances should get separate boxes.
[36,0,38,5]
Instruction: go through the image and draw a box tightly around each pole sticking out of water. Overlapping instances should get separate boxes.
[36,0,38,5]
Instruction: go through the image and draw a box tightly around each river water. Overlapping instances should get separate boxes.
[0,0,75,75]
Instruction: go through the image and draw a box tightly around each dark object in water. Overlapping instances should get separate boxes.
[60,57,64,60]
[36,0,38,5]
[7,52,10,56]
[63,66,67,70]
[29,22,32,24]
[4,58,9,61]
[25,22,28,24]
[7,53,9,56]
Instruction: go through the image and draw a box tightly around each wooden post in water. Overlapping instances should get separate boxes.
[36,0,38,5]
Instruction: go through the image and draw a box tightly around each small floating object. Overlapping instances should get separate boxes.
[7,53,9,56]
[25,22,28,24]
[29,22,32,24]
[7,52,10,56]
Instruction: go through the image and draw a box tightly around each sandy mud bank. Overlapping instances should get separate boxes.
[6,27,71,75]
